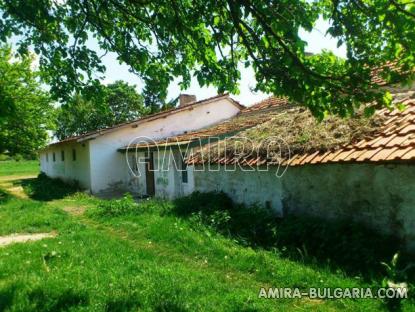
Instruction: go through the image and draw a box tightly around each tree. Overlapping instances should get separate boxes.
[55,81,148,139]
[0,1,414,118]
[0,45,54,158]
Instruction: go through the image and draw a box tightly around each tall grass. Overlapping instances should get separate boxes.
[91,191,410,280]
[1,172,413,311]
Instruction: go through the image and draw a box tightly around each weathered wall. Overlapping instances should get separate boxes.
[281,163,415,250]
[122,149,194,198]
[125,151,147,195]
[193,163,415,250]
[153,150,177,199]
[39,141,91,189]
[88,98,240,193]
[183,164,195,196]
[194,164,284,216]
[153,149,194,199]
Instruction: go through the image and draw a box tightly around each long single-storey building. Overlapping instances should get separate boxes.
[39,94,244,195]
[122,84,415,250]
[40,82,415,249]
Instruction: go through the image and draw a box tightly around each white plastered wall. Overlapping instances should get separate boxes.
[124,148,195,199]
[39,141,91,189]
[88,98,240,194]
[192,162,415,251]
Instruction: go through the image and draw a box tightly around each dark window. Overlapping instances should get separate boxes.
[61,150,65,161]
[53,152,56,162]
[181,152,188,183]
[46,153,49,162]
[72,149,76,161]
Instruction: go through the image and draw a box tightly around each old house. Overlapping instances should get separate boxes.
[40,79,415,249]
[39,94,244,195]
[129,85,415,250]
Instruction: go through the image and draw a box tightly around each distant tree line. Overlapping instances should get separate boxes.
[0,45,174,159]
[55,81,149,140]
[0,46,53,159]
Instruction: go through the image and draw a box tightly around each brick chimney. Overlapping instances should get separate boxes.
[179,94,197,107]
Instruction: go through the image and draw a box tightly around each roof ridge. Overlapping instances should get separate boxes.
[47,93,240,147]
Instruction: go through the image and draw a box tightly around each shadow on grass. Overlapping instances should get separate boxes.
[0,188,12,204]
[0,283,16,312]
[171,192,410,281]
[20,173,81,201]
[104,297,187,312]
[0,284,89,312]
[2,282,184,312]
[104,298,142,312]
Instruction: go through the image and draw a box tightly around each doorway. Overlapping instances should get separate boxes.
[145,152,155,196]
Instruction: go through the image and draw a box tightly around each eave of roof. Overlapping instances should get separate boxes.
[44,93,244,149]
[118,140,196,152]
[185,88,415,167]
[117,101,286,152]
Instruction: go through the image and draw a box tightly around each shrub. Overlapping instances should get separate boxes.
[0,189,11,203]
[93,194,138,217]
[12,154,24,161]
[272,215,400,275]
[172,192,278,246]
[172,191,234,216]
[172,192,403,277]
[0,153,11,161]
[90,194,174,218]
[22,173,81,201]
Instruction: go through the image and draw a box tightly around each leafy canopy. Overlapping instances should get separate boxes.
[0,45,54,158]
[0,0,414,117]
[55,80,148,140]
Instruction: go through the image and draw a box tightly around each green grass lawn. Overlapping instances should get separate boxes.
[0,162,413,311]
[0,160,40,177]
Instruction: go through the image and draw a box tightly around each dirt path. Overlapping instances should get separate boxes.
[0,174,37,181]
[0,232,57,247]
[0,175,58,248]
[62,205,86,216]
[0,175,36,199]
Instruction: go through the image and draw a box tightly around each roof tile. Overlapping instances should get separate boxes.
[130,85,415,167]
[369,147,399,162]
[399,147,415,160]
[388,146,414,160]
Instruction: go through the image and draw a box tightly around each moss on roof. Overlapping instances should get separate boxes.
[195,103,387,163]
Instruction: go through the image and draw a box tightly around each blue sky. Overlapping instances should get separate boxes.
[99,18,346,106]
[13,18,345,106]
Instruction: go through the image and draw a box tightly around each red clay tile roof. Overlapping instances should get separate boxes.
[121,97,293,150]
[370,61,400,86]
[46,94,244,147]
[285,88,415,166]
[241,97,290,113]
[182,86,415,167]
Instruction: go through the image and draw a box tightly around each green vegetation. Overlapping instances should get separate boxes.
[0,163,414,311]
[0,46,54,158]
[21,173,82,201]
[0,160,39,177]
[198,103,387,163]
[1,1,414,115]
[55,81,150,140]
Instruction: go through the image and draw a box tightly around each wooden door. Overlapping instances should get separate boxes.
[145,152,155,196]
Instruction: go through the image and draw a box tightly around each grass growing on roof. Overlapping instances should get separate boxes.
[197,105,386,163]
